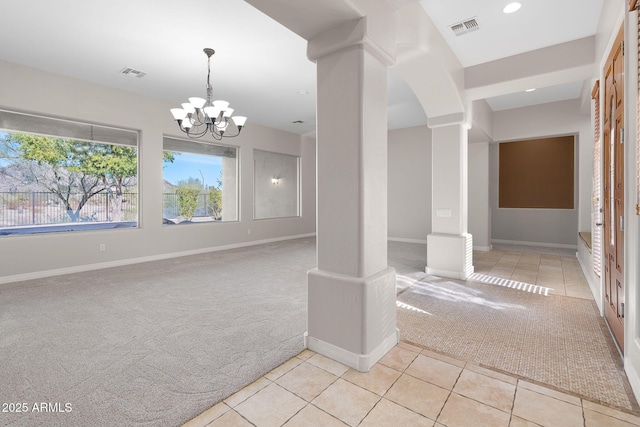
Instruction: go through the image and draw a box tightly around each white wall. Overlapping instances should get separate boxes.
[620,4,640,405]
[490,99,592,247]
[0,61,316,282]
[387,125,431,242]
[253,149,300,219]
[469,142,491,250]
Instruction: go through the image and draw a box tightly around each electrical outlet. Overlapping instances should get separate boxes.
[247,229,251,235]
[99,244,106,252]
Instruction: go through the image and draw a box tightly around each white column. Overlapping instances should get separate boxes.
[305,18,398,372]
[426,119,474,279]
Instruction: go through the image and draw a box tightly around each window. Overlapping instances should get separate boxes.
[253,149,300,219]
[498,136,575,209]
[162,137,238,224]
[592,82,602,277]
[0,110,138,236]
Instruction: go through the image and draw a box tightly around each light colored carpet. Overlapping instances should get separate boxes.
[0,238,314,427]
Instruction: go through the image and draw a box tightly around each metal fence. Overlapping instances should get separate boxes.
[0,192,138,227]
[162,193,217,220]
[0,191,222,227]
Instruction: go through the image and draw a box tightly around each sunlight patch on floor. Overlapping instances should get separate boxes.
[397,274,526,310]
[396,300,432,315]
[468,272,551,296]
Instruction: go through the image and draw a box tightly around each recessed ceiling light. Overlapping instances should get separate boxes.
[296,90,308,95]
[525,88,536,92]
[503,2,522,13]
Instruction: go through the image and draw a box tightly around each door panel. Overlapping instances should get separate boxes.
[602,25,625,352]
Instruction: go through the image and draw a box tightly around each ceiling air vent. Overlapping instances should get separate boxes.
[450,17,480,36]
[119,67,147,78]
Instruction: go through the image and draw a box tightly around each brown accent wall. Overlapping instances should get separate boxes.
[499,136,574,209]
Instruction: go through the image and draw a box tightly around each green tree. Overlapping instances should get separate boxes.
[207,187,222,220]
[177,177,203,190]
[175,177,203,222]
[163,151,177,166]
[81,144,137,221]
[176,187,200,221]
[207,171,223,220]
[1,133,106,221]
[0,133,166,222]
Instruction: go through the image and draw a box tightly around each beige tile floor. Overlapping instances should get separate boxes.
[183,342,640,427]
[472,248,594,299]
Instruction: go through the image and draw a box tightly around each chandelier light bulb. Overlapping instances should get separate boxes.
[233,116,247,127]
[170,108,187,120]
[213,100,230,111]
[203,106,220,119]
[188,97,206,109]
[182,103,195,114]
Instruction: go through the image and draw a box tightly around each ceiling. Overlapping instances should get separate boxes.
[0,0,604,136]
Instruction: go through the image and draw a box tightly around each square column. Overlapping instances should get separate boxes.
[426,121,474,279]
[305,19,398,372]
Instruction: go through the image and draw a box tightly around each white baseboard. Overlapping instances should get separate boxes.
[491,239,577,250]
[625,356,640,406]
[304,328,399,372]
[576,244,602,314]
[0,233,317,285]
[425,266,475,280]
[392,239,492,252]
[387,237,428,244]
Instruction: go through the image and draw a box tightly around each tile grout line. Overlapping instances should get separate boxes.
[372,348,442,424]
[432,360,467,424]
[509,379,520,427]
[308,401,352,427]
[275,356,343,425]
[354,395,383,426]
[238,410,257,427]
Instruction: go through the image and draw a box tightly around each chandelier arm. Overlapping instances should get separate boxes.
[218,128,242,138]
[190,110,208,127]
[185,125,210,139]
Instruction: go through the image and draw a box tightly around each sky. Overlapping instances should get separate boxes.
[163,152,222,188]
[0,131,8,167]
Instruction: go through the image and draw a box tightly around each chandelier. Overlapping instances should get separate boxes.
[170,48,247,140]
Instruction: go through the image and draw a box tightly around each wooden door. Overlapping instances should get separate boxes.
[603,26,625,352]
